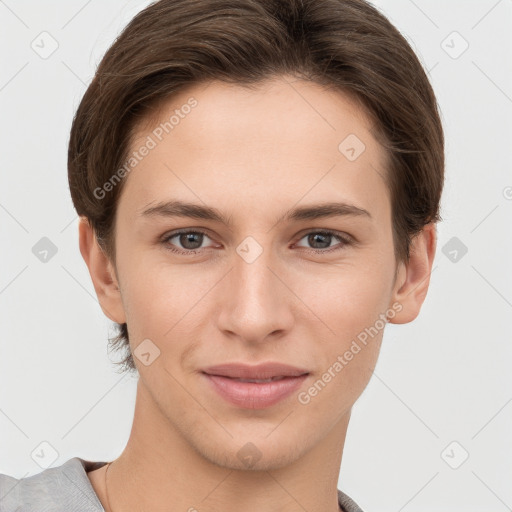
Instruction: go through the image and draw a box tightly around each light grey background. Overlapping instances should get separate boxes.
[1,1,511,510]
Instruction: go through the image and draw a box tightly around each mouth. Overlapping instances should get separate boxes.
[200,362,310,409]
[217,376,294,383]
[201,362,310,380]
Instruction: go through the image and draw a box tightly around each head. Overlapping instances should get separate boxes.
[70,0,443,470]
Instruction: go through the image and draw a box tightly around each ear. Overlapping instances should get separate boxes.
[388,223,437,324]
[78,216,127,324]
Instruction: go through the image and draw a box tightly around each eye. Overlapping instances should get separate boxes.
[161,228,353,256]
[161,229,216,255]
[294,230,352,253]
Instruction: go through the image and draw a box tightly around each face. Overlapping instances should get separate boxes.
[102,75,408,470]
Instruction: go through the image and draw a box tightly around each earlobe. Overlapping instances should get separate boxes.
[388,223,437,324]
[78,216,126,324]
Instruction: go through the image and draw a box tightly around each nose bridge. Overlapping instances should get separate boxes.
[218,233,291,339]
[233,234,281,308]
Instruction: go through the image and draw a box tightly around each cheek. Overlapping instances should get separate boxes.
[295,270,388,415]
[295,257,394,338]
[297,335,382,427]
[120,256,218,345]
[312,275,386,376]
[292,257,392,403]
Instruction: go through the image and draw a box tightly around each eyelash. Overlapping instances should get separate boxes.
[161,228,353,256]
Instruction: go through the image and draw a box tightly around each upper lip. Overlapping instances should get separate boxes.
[202,362,309,380]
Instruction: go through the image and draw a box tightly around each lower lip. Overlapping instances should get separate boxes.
[202,373,309,409]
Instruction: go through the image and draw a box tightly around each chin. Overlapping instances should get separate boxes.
[196,434,307,472]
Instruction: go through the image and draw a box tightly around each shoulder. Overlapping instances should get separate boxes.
[338,488,366,512]
[0,457,107,512]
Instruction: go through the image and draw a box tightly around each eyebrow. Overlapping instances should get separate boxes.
[139,199,372,227]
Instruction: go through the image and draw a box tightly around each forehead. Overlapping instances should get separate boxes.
[134,76,381,156]
[118,76,390,224]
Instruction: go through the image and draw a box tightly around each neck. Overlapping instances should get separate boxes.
[103,380,349,512]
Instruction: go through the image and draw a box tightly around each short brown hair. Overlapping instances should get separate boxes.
[68,0,444,374]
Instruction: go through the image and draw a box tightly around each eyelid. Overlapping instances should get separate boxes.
[160,228,216,246]
[292,229,354,252]
[294,227,355,244]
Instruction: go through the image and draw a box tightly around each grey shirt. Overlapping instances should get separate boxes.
[0,457,364,511]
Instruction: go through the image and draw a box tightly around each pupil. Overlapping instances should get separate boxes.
[181,232,202,249]
[309,233,330,249]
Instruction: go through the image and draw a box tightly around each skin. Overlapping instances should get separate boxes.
[81,75,436,512]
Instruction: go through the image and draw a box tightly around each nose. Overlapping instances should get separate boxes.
[216,242,295,345]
